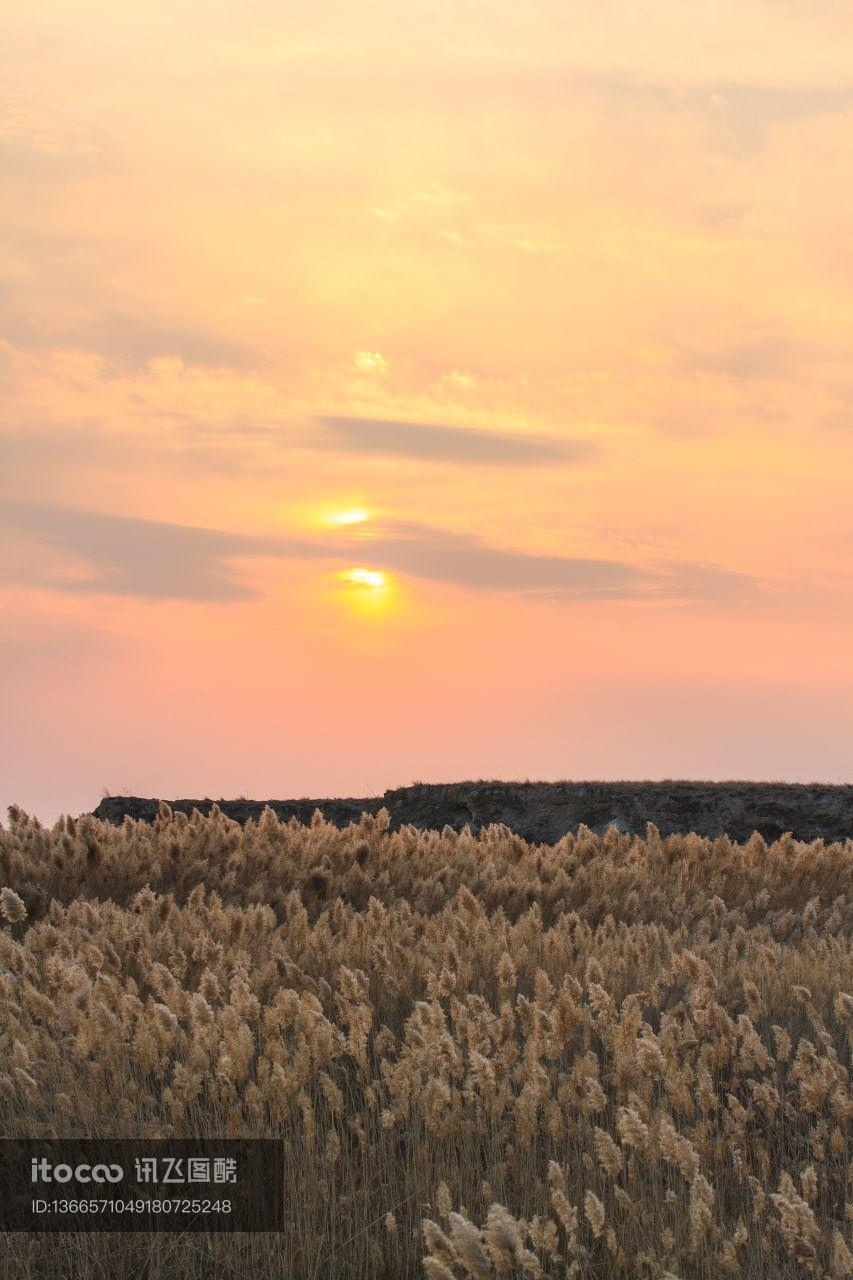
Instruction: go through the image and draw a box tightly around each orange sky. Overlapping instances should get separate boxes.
[2,0,852,820]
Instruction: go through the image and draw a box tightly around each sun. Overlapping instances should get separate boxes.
[342,567,387,589]
[337,567,395,614]
[327,508,370,527]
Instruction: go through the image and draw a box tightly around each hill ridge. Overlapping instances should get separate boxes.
[91,779,853,843]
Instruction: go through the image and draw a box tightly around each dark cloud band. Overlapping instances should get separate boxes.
[1,503,758,605]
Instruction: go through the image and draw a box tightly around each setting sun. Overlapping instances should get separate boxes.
[327,508,370,527]
[342,568,387,590]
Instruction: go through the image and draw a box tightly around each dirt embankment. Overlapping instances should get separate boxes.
[91,780,853,843]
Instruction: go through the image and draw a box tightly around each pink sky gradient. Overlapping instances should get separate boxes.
[2,1,853,822]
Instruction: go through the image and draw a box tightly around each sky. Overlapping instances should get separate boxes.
[2,0,853,822]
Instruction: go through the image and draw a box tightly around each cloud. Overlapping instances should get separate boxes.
[315,417,600,465]
[345,519,637,595]
[0,504,316,603]
[91,314,252,371]
[0,421,304,493]
[644,558,759,603]
[676,329,823,381]
[1,504,760,606]
[701,82,853,147]
[345,519,758,602]
[0,305,251,371]
[569,74,853,150]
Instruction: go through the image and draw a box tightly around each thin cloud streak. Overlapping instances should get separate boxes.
[316,416,601,465]
[353,519,758,601]
[350,519,636,594]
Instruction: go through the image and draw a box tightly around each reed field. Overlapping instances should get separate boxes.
[1,802,851,1278]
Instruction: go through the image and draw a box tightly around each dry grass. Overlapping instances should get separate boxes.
[1,802,851,1278]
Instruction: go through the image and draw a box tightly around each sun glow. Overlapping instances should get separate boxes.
[336,566,396,619]
[342,567,387,589]
[327,508,370,527]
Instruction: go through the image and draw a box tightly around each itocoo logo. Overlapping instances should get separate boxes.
[31,1158,124,1184]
